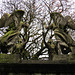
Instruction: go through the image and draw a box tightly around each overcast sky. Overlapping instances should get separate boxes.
[0,0,2,5]
[0,0,75,18]
[0,0,75,14]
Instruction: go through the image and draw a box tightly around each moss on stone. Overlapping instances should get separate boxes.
[0,54,20,63]
[8,23,15,30]
[1,30,14,43]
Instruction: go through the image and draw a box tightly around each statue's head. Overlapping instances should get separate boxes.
[0,13,10,28]
[65,16,72,22]
[14,10,25,18]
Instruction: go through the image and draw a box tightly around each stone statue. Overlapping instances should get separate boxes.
[50,12,75,54]
[0,10,25,53]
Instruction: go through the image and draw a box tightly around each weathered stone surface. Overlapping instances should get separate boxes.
[53,54,75,64]
[0,54,20,63]
[0,54,75,64]
[53,54,70,61]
